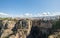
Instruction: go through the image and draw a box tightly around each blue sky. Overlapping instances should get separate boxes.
[0,0,60,17]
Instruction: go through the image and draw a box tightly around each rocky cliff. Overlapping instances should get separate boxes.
[0,18,60,38]
[0,19,32,38]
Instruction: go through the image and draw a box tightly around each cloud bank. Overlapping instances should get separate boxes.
[0,12,12,17]
[0,12,8,16]
[18,12,60,17]
[0,12,60,17]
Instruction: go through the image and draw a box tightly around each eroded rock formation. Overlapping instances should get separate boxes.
[0,18,60,38]
[0,19,32,38]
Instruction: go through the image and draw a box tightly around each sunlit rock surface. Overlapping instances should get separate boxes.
[0,19,32,38]
[48,32,60,38]
[0,18,60,38]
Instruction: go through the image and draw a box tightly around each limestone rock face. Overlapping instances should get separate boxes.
[48,35,55,38]
[1,29,13,38]
[0,20,17,38]
[9,35,15,38]
[0,19,31,38]
[0,19,56,38]
[48,32,60,38]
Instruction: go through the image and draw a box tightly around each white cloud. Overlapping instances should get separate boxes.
[13,13,33,17]
[24,13,32,16]
[42,12,48,15]
[41,12,52,16]
[0,12,8,16]
[23,13,32,17]
[36,12,51,17]
[17,12,60,17]
[0,12,60,17]
[0,12,11,17]
[53,12,60,15]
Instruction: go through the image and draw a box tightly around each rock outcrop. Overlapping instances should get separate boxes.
[0,18,60,38]
[0,19,32,38]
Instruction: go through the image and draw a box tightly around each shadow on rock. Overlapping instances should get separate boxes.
[27,26,43,38]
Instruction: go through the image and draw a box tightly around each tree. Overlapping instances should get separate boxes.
[52,19,60,29]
